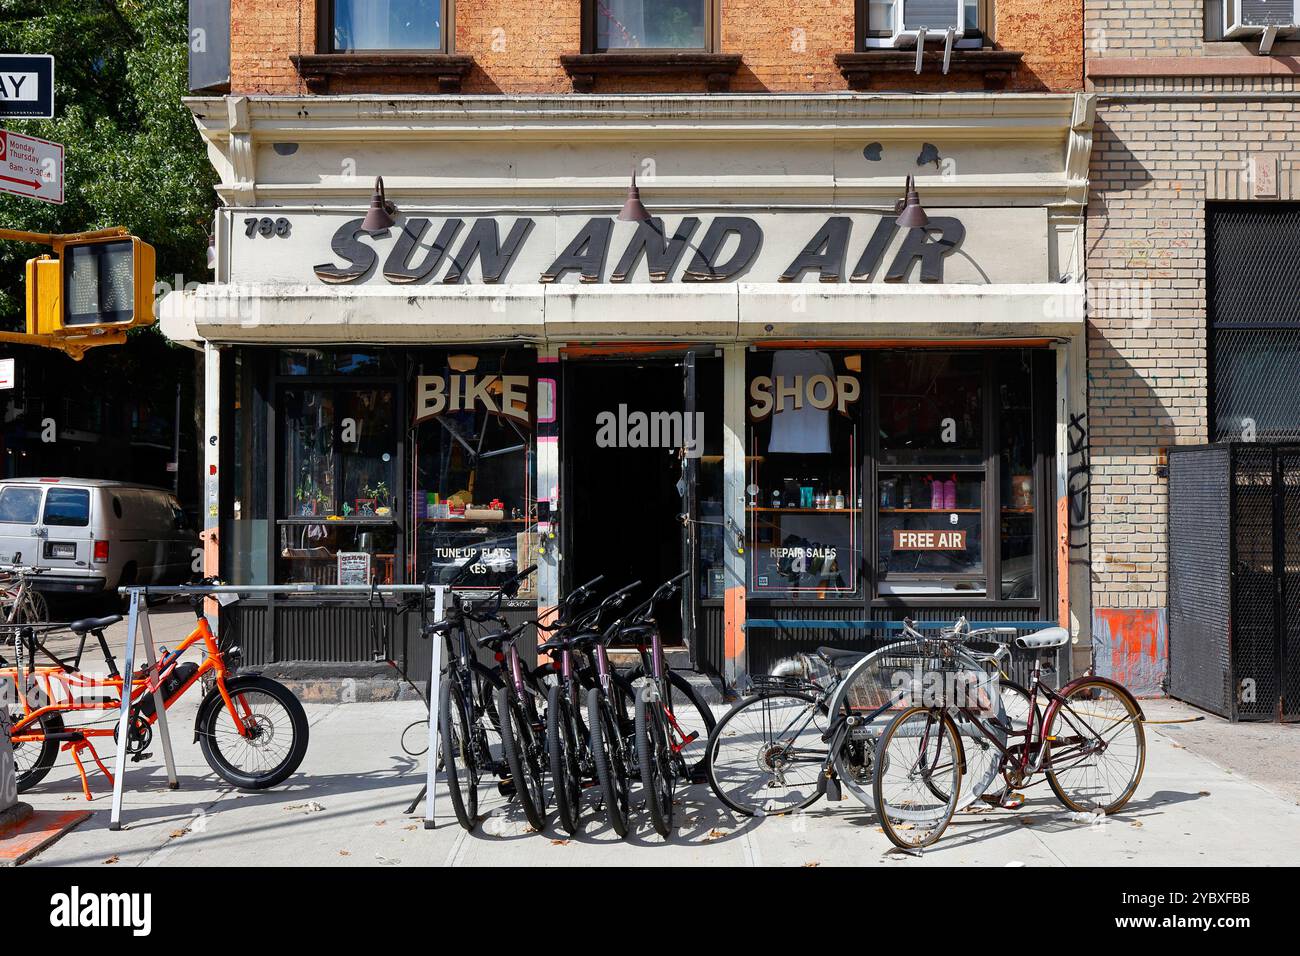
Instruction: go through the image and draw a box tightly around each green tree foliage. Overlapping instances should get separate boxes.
[0,0,216,331]
[0,1,212,495]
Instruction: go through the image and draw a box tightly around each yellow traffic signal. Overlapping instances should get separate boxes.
[1,228,156,359]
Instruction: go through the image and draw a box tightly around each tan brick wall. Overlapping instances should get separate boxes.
[227,0,1082,94]
[1086,73,1300,609]
[1086,0,1300,58]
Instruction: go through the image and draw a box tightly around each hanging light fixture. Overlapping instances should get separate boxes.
[895,175,929,229]
[361,176,400,234]
[617,166,652,223]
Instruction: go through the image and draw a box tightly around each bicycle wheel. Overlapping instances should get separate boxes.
[547,682,584,834]
[635,686,674,837]
[497,684,547,830]
[439,677,479,831]
[1045,679,1146,814]
[197,676,309,789]
[623,664,716,738]
[706,691,826,817]
[9,702,63,792]
[589,685,632,838]
[872,706,963,850]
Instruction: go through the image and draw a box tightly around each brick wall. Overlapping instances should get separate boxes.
[1089,78,1300,610]
[226,0,1082,94]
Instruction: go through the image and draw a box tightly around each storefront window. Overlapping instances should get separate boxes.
[998,351,1038,599]
[410,350,534,590]
[279,349,396,378]
[279,384,398,584]
[876,352,985,596]
[282,387,397,519]
[878,352,983,466]
[746,350,863,598]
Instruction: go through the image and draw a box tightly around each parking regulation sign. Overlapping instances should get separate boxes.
[0,129,63,204]
[0,55,54,119]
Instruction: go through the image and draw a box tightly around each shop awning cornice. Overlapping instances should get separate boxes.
[159,282,1085,348]
[186,92,1093,212]
[186,92,1091,143]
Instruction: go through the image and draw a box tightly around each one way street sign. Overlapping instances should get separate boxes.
[0,55,54,119]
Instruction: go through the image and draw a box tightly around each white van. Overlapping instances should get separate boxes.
[0,478,198,597]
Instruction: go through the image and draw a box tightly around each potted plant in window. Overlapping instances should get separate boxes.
[364,481,392,517]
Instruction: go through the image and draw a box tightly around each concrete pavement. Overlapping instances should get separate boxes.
[12,603,1300,866]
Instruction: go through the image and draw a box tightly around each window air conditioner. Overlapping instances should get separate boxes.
[1224,0,1300,43]
[891,0,965,73]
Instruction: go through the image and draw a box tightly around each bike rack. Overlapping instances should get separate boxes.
[113,583,446,831]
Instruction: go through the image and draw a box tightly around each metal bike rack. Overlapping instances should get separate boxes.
[112,583,446,830]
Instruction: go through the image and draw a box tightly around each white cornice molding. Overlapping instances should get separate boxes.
[186,92,1095,210]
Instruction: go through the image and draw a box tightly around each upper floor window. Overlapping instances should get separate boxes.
[329,0,446,52]
[861,0,986,47]
[588,0,715,51]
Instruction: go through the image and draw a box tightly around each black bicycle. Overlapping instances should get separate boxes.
[427,555,539,831]
[624,571,717,837]
[539,579,641,834]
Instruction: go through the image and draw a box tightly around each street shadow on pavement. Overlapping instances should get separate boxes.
[463,781,759,847]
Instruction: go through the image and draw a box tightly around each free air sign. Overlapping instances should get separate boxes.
[0,55,54,119]
[892,529,967,551]
[0,129,63,204]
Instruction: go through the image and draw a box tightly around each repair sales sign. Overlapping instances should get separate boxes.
[0,55,54,119]
[0,129,64,204]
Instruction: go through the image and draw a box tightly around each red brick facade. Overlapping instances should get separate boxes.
[229,0,1083,95]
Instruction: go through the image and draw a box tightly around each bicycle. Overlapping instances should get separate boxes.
[872,624,1146,849]
[1,556,50,643]
[3,580,309,799]
[705,618,1025,818]
[627,571,718,837]
[427,556,547,831]
[539,579,641,834]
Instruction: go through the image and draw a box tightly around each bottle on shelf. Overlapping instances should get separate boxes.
[902,476,912,510]
[834,489,845,510]
[942,475,957,510]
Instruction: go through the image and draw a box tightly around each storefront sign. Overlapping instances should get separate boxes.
[413,373,530,424]
[748,374,861,418]
[337,551,371,586]
[893,529,967,551]
[300,210,1022,287]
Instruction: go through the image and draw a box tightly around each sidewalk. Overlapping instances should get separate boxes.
[16,630,1300,866]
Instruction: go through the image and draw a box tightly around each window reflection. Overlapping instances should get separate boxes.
[411,351,534,590]
[596,0,707,50]
[746,350,862,598]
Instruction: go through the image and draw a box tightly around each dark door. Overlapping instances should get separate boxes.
[563,356,687,643]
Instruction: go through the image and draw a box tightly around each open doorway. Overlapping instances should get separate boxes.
[564,357,685,644]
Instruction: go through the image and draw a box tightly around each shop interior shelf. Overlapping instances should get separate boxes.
[879,507,980,514]
[747,507,860,514]
[418,517,529,522]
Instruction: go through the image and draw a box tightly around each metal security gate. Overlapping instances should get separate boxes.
[1168,443,1300,721]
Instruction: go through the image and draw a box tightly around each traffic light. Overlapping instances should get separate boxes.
[1,228,156,359]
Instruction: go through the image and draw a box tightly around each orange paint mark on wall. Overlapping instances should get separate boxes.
[724,584,746,662]
[1093,608,1167,697]
[1057,497,1069,629]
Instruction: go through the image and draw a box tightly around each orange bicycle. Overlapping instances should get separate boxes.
[3,584,308,799]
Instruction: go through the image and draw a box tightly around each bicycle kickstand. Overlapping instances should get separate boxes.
[62,736,115,801]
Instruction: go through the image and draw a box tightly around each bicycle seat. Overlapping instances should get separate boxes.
[67,614,123,635]
[816,646,867,667]
[1014,626,1070,650]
